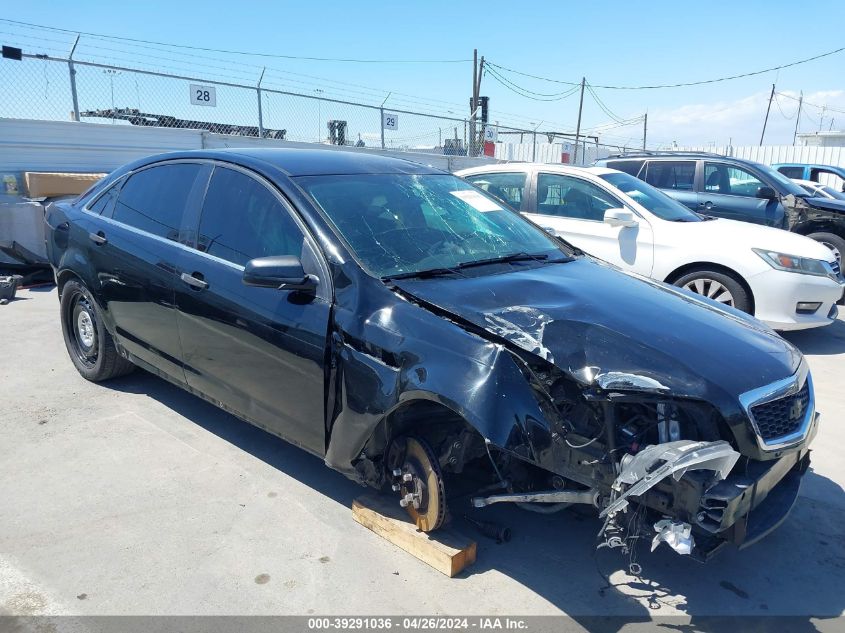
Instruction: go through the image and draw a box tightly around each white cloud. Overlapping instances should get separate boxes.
[646,89,845,147]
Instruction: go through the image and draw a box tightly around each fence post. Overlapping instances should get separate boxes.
[68,35,81,122]
[380,107,385,149]
[256,68,265,138]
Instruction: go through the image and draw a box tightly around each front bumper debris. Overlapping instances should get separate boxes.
[600,440,740,519]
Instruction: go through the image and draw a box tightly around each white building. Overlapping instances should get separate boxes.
[796,131,845,147]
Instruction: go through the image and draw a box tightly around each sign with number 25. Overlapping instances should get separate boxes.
[190,84,217,107]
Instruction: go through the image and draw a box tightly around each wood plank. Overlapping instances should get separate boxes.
[352,494,476,577]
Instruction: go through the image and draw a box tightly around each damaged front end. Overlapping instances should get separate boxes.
[349,261,817,562]
[469,355,816,561]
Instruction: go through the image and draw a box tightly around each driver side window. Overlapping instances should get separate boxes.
[197,166,305,267]
[536,173,622,221]
[704,163,765,198]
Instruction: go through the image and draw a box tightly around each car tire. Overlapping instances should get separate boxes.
[672,269,752,314]
[60,279,134,382]
[807,232,845,268]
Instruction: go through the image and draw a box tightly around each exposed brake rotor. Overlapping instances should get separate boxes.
[388,436,446,532]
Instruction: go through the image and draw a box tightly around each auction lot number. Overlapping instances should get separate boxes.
[190,84,217,107]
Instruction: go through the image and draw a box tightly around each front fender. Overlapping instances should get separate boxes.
[324,299,551,483]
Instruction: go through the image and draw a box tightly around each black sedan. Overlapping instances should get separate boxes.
[45,148,817,560]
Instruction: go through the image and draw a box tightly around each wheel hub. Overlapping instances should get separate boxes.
[76,310,95,349]
[389,437,446,532]
[683,278,734,306]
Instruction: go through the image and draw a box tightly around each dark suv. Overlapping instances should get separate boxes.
[595,152,845,264]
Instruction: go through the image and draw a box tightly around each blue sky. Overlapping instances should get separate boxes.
[3,0,845,147]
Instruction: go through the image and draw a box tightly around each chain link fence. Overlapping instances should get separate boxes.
[0,46,614,164]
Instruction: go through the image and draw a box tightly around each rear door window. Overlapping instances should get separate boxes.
[536,173,622,221]
[777,166,804,179]
[463,172,528,209]
[605,160,645,177]
[87,181,122,216]
[644,161,696,191]
[113,164,201,240]
[196,166,305,267]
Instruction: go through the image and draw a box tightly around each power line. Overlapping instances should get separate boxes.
[483,65,580,101]
[776,91,845,115]
[488,45,845,90]
[0,18,472,63]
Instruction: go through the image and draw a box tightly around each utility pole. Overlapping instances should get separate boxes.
[470,49,478,157]
[572,77,586,165]
[819,105,826,132]
[642,112,648,150]
[793,91,803,145]
[759,83,775,146]
[469,51,485,157]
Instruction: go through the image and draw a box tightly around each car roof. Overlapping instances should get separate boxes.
[457,163,617,177]
[130,147,443,177]
[773,162,845,171]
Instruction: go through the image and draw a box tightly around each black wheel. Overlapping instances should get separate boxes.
[807,232,845,268]
[672,269,752,314]
[60,279,134,382]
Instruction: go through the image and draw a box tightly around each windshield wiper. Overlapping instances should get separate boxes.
[382,266,462,281]
[455,252,550,270]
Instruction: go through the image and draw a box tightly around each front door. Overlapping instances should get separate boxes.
[175,165,331,455]
[698,162,783,226]
[523,172,654,276]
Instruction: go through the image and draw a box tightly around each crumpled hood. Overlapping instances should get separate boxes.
[804,195,845,213]
[394,259,802,403]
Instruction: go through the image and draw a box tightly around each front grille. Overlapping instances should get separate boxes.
[832,259,841,279]
[750,381,810,441]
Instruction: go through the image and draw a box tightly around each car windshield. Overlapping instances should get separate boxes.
[599,172,701,222]
[296,173,569,278]
[754,162,809,197]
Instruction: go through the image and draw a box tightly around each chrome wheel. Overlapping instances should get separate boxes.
[683,278,735,306]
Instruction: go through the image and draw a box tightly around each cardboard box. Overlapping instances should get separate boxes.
[24,172,107,198]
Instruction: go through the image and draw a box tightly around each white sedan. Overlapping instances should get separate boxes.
[457,163,844,330]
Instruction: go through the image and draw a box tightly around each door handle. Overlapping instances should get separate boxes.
[88,231,107,245]
[180,272,208,290]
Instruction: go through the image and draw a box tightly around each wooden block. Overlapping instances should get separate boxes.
[352,494,476,577]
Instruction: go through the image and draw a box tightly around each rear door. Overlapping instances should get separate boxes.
[524,171,654,275]
[643,160,699,210]
[175,164,331,455]
[89,161,206,382]
[698,161,782,226]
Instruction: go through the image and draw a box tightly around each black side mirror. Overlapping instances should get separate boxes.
[756,186,777,200]
[243,255,318,292]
